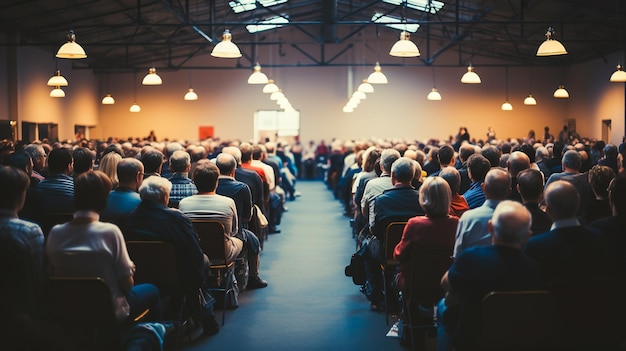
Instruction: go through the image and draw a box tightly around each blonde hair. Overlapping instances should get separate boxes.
[419,177,451,218]
[98,152,122,188]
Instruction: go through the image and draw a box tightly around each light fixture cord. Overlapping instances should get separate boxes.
[505,66,509,99]
[432,66,436,87]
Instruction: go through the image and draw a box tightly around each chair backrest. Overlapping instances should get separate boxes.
[191,219,228,264]
[126,241,179,287]
[384,222,407,265]
[0,237,39,317]
[41,212,74,237]
[481,290,555,349]
[47,276,117,326]
[405,246,453,306]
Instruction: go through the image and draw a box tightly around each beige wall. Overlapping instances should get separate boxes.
[1,46,624,145]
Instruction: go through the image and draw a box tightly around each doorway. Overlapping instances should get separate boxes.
[602,119,611,143]
[254,110,300,143]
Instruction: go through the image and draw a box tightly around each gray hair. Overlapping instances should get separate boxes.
[491,200,531,246]
[139,176,172,203]
[169,150,191,173]
[439,166,461,195]
[380,148,401,173]
[391,157,416,183]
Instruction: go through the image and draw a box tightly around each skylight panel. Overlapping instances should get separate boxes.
[247,16,290,33]
[371,13,420,33]
[230,0,288,14]
[382,0,444,14]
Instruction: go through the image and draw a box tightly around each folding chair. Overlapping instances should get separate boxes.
[402,246,453,351]
[46,277,125,351]
[381,221,407,325]
[481,290,555,350]
[191,219,237,326]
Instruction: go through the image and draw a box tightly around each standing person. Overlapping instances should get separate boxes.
[290,136,303,179]
[486,127,496,143]
[46,171,162,324]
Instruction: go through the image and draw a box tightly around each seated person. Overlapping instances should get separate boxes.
[438,201,542,351]
[180,162,268,289]
[364,157,423,310]
[0,166,46,349]
[101,158,144,226]
[46,171,162,325]
[123,176,219,336]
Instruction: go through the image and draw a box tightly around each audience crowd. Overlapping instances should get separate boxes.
[1,126,626,350]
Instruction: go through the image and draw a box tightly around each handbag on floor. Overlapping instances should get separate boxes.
[344,239,369,286]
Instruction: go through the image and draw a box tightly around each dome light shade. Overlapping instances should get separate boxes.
[367,62,388,84]
[343,105,354,113]
[389,31,420,57]
[461,64,481,83]
[129,103,141,112]
[270,90,285,101]
[523,94,537,105]
[501,101,513,111]
[184,88,198,101]
[358,80,374,93]
[263,79,279,93]
[553,85,569,98]
[610,64,626,82]
[142,67,162,85]
[50,86,65,98]
[101,93,115,105]
[536,27,567,56]
[427,88,442,100]
[47,70,68,86]
[352,91,366,100]
[211,30,242,58]
[248,63,269,84]
[56,30,87,59]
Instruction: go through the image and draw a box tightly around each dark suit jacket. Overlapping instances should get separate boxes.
[524,225,609,287]
[217,176,253,227]
[524,203,552,236]
[122,200,205,292]
[235,166,265,213]
[372,186,424,239]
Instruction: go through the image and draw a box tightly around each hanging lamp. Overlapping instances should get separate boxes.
[358,80,374,93]
[610,63,626,82]
[461,63,481,83]
[101,93,115,105]
[56,30,87,59]
[50,86,65,98]
[553,85,570,98]
[263,79,279,93]
[47,70,69,87]
[536,27,567,56]
[142,67,162,85]
[211,29,242,58]
[501,67,513,111]
[368,62,388,84]
[389,31,420,57]
[248,63,269,84]
[427,67,441,100]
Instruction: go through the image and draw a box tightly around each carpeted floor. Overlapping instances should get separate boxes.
[181,180,410,351]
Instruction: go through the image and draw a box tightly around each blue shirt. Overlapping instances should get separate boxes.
[462,181,485,209]
[453,199,500,257]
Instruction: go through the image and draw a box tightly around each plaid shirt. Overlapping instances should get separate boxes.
[0,210,45,279]
[168,173,197,208]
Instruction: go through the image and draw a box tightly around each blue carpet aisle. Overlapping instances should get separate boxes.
[182,180,407,351]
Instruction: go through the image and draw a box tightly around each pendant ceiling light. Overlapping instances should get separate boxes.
[50,86,65,98]
[427,67,441,100]
[524,67,536,105]
[184,88,198,101]
[47,70,68,87]
[536,27,567,56]
[263,79,279,93]
[553,85,570,98]
[352,91,367,100]
[389,31,420,57]
[101,73,115,104]
[427,88,442,101]
[248,63,269,84]
[357,80,374,93]
[610,63,626,82]
[101,93,115,105]
[56,30,87,59]
[461,63,481,84]
[270,90,285,101]
[342,105,354,113]
[523,94,537,106]
[129,103,141,112]
[184,72,198,100]
[211,29,242,58]
[368,62,388,84]
[142,67,162,85]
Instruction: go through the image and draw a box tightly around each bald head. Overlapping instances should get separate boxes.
[545,180,580,220]
[484,168,512,200]
[117,157,144,190]
[216,153,237,176]
[489,200,532,247]
[507,151,531,177]
[222,146,242,164]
